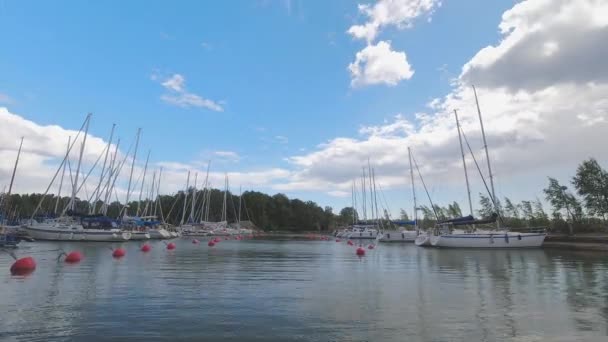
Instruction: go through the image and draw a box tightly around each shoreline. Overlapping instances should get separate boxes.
[543,234,608,252]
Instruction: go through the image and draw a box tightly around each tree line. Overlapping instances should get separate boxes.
[2,158,607,233]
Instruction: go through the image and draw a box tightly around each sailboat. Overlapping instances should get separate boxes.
[429,88,546,248]
[25,116,131,242]
[344,163,380,240]
[379,148,418,243]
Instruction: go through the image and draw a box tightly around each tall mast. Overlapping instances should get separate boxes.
[372,167,381,228]
[154,167,162,218]
[55,137,71,214]
[71,114,91,211]
[473,86,498,225]
[6,137,23,197]
[367,159,375,221]
[238,185,242,223]
[222,174,227,222]
[102,139,120,215]
[454,110,473,216]
[124,128,141,216]
[192,172,198,222]
[408,147,418,233]
[92,124,115,213]
[351,181,355,224]
[136,150,150,216]
[361,167,367,222]
[180,171,190,225]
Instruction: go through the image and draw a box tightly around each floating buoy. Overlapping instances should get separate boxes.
[192,239,200,244]
[10,256,36,275]
[356,247,366,256]
[368,244,375,250]
[336,239,341,242]
[112,248,126,258]
[347,240,354,246]
[141,244,151,252]
[64,251,83,263]
[208,240,216,247]
[213,238,221,243]
[166,242,176,250]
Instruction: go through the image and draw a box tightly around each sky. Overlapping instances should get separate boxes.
[1,0,607,219]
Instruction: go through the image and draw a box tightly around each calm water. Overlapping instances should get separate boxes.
[2,239,608,341]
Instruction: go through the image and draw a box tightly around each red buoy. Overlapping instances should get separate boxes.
[368,244,375,250]
[166,242,176,250]
[141,244,151,252]
[347,240,354,246]
[356,247,366,256]
[112,248,126,258]
[213,238,221,243]
[64,251,83,263]
[192,239,200,244]
[208,240,216,247]
[10,256,36,275]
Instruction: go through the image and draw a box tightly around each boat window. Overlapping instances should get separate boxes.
[387,233,390,238]
[369,232,372,236]
[402,233,405,239]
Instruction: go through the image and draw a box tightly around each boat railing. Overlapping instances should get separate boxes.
[507,226,546,234]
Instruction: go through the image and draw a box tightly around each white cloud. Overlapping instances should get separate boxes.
[273,0,608,205]
[213,151,240,161]
[161,74,185,92]
[348,40,414,87]
[156,73,223,112]
[460,0,608,91]
[347,0,440,42]
[327,190,350,197]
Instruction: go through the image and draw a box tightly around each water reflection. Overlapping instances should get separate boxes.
[2,241,608,341]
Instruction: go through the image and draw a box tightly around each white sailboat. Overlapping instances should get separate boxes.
[25,116,132,242]
[430,89,546,248]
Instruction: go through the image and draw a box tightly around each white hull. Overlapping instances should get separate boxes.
[378,230,417,242]
[430,232,546,248]
[128,231,150,240]
[25,225,131,242]
[415,234,432,246]
[149,228,171,239]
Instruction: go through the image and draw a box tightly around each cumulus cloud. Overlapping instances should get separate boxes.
[156,73,223,112]
[275,0,608,203]
[348,40,414,87]
[460,0,608,91]
[213,151,240,162]
[347,0,440,42]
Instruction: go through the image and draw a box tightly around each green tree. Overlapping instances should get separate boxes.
[447,201,462,218]
[572,158,608,219]
[544,177,582,234]
[399,209,410,221]
[504,197,519,219]
[477,193,494,218]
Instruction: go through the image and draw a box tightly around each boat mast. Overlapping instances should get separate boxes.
[136,150,150,216]
[351,181,356,225]
[408,147,418,233]
[154,167,162,219]
[92,124,115,214]
[71,114,91,211]
[222,174,227,222]
[372,167,382,229]
[190,172,198,223]
[123,128,141,217]
[238,185,242,224]
[367,159,375,222]
[473,86,499,226]
[361,167,367,222]
[55,137,71,214]
[6,137,23,197]
[180,171,190,226]
[102,139,121,215]
[454,110,473,216]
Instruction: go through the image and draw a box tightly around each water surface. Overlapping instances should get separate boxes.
[2,239,608,341]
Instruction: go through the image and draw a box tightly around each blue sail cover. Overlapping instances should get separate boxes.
[391,220,416,225]
[143,220,161,226]
[438,215,475,224]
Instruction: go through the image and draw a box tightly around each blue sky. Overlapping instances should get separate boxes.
[1,0,606,217]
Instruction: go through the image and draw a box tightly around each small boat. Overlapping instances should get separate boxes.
[378,219,417,242]
[430,230,546,248]
[345,225,380,240]
[414,232,432,246]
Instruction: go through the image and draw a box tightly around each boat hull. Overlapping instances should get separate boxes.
[415,234,432,246]
[378,230,417,242]
[430,232,546,248]
[128,231,150,240]
[149,228,171,239]
[25,226,131,242]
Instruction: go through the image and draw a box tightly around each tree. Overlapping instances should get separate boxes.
[533,198,549,223]
[447,201,462,218]
[504,197,519,219]
[477,193,494,218]
[419,205,434,220]
[544,177,582,234]
[399,209,410,221]
[572,158,608,219]
[338,207,357,225]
